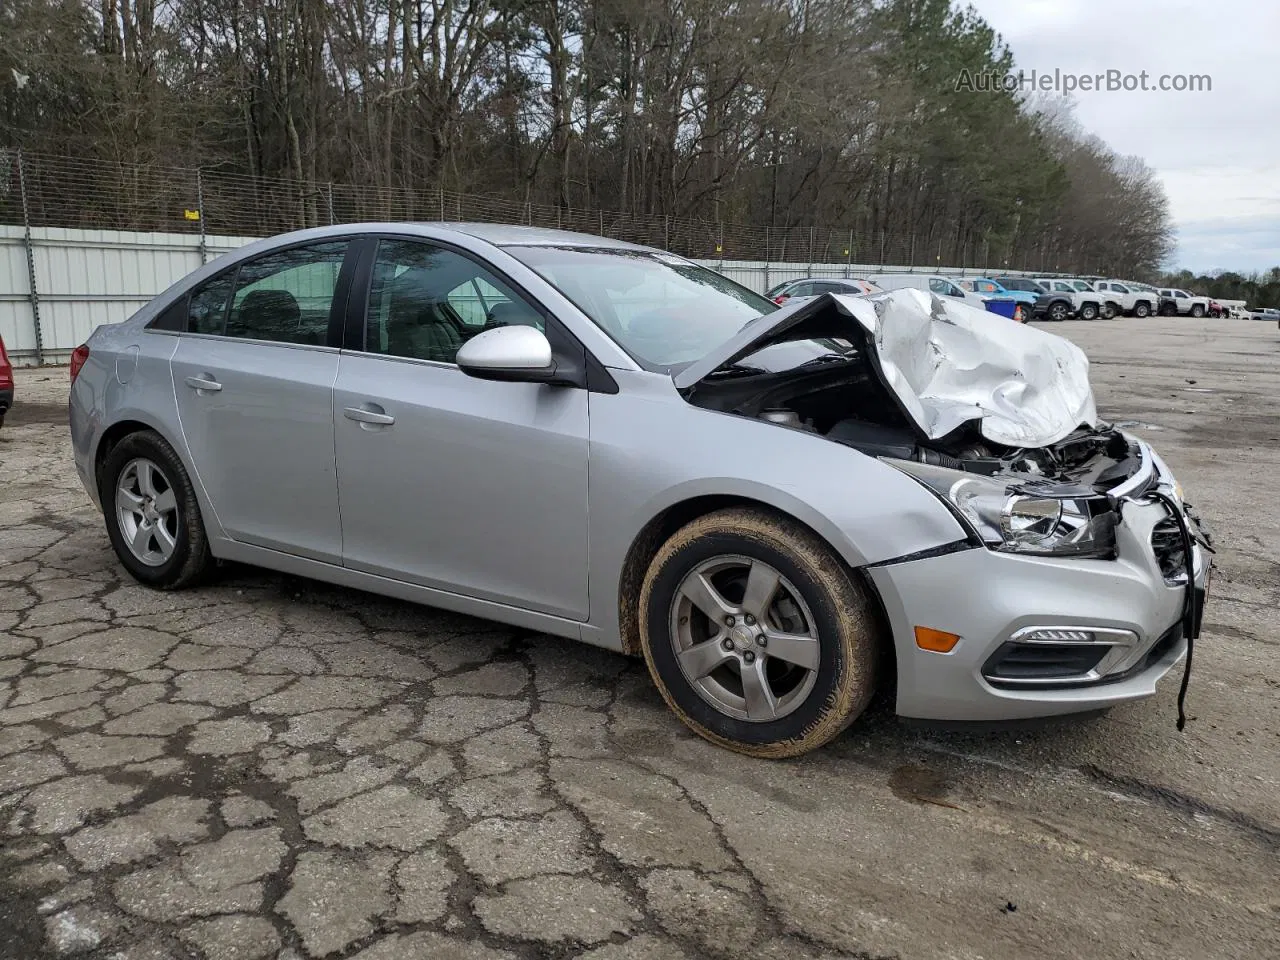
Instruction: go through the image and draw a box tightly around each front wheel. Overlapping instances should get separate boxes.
[1134,302,1151,318]
[1191,304,1205,318]
[1079,302,1099,321]
[100,430,211,589]
[639,508,881,758]
[1048,301,1070,322]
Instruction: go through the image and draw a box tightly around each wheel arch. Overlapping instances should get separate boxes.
[615,494,896,686]
[92,413,226,541]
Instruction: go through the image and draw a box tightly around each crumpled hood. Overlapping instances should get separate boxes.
[673,287,1098,448]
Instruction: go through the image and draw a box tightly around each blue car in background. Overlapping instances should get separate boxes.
[963,277,1038,308]
[957,277,1033,322]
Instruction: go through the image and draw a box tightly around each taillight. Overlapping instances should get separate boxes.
[70,344,90,383]
[773,295,789,304]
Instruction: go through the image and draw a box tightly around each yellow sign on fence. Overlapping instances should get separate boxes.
[183,209,201,221]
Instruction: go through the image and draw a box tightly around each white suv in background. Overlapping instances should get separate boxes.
[1157,288,1212,317]
[1034,277,1105,321]
[1093,280,1159,317]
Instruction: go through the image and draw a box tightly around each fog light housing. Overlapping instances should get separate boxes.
[983,626,1140,686]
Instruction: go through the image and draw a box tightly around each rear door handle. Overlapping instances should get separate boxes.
[184,375,222,393]
[343,406,395,426]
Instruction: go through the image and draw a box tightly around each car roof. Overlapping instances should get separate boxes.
[433,222,651,251]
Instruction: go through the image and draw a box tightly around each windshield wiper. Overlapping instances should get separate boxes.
[795,352,855,368]
[704,362,770,379]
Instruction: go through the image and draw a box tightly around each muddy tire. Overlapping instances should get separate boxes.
[100,430,211,590]
[639,508,880,758]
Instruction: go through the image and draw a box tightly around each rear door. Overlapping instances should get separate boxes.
[171,240,354,562]
[331,237,590,619]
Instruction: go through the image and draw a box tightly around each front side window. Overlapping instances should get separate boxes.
[1111,283,1130,293]
[223,241,348,344]
[365,240,543,364]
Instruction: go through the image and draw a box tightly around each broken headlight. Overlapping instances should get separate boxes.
[889,460,1117,558]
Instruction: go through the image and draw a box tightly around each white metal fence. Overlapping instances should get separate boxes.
[1,225,1044,366]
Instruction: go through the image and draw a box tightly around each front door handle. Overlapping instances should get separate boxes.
[184,375,223,393]
[343,406,395,426]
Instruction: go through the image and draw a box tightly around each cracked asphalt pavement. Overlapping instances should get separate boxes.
[1,316,1278,960]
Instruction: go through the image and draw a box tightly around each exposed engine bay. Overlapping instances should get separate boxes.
[674,288,1141,497]
[688,357,1142,497]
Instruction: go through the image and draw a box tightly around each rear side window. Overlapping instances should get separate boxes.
[188,274,236,335]
[224,242,349,345]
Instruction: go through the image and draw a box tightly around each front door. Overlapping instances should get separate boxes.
[170,240,352,562]
[332,238,590,620]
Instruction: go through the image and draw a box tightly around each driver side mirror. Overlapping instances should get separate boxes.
[456,325,562,384]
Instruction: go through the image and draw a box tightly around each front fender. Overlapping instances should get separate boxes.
[585,372,970,638]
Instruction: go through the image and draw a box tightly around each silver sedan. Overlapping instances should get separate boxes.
[68,224,1212,756]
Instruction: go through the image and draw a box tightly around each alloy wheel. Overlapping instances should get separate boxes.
[669,556,820,722]
[115,458,180,567]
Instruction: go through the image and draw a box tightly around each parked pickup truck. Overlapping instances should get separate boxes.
[1092,280,1159,317]
[1033,277,1105,321]
[992,276,1076,321]
[1157,288,1212,317]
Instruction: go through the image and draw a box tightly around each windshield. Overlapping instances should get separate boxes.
[506,245,776,369]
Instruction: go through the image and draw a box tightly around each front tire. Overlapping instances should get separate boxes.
[1049,301,1069,322]
[100,430,211,589]
[1134,301,1151,318]
[1079,302,1099,321]
[638,508,880,758]
[1191,304,1205,318]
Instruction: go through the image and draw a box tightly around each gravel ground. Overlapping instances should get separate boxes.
[1,315,1277,960]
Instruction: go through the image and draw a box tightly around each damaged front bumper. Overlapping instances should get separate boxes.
[868,442,1212,722]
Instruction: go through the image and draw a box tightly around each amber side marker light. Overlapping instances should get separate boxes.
[914,626,961,653]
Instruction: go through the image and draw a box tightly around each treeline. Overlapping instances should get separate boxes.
[2,0,1173,274]
[1161,268,1280,310]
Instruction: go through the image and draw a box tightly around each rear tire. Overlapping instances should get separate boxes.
[1103,302,1118,320]
[1191,304,1205,318]
[1134,301,1151,318]
[100,430,211,590]
[639,508,881,758]
[1079,302,1099,321]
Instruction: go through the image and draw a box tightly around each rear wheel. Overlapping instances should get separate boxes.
[639,508,881,758]
[1190,304,1205,318]
[101,430,211,589]
[1134,301,1151,318]
[1103,302,1118,320]
[1079,302,1099,321]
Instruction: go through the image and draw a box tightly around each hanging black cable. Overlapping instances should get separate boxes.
[1152,491,1198,731]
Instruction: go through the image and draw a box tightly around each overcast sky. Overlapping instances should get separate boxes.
[967,0,1280,274]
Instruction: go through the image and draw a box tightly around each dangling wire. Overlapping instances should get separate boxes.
[1152,491,1199,731]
